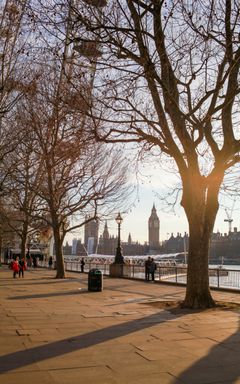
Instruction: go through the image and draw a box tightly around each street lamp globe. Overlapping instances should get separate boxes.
[115,212,123,225]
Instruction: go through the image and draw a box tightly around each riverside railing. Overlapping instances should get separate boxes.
[36,260,240,291]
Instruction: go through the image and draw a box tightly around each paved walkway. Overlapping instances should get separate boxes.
[1,265,240,384]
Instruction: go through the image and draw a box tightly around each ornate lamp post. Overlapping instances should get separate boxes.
[114,212,124,264]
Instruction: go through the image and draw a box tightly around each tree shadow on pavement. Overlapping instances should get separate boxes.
[0,310,177,373]
[0,278,82,285]
[0,300,240,383]
[8,289,89,299]
[171,312,240,384]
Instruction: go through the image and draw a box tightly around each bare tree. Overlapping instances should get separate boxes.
[71,1,240,308]
[19,64,131,278]
[1,123,44,259]
[12,0,132,278]
[0,0,41,233]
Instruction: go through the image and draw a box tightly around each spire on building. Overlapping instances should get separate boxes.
[128,233,132,244]
[150,203,158,219]
[148,203,160,250]
[103,221,110,239]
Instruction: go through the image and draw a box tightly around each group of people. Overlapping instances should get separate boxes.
[145,257,157,281]
[10,257,27,278]
[10,253,40,277]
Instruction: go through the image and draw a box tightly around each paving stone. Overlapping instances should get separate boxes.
[16,329,41,336]
[0,371,54,384]
[50,366,116,384]
[1,266,240,384]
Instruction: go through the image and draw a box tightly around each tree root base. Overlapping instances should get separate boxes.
[142,300,240,312]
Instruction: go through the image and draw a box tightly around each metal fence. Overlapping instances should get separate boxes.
[37,260,240,291]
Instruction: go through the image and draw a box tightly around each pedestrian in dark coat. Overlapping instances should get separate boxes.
[19,258,26,278]
[145,257,151,281]
[80,258,85,273]
[48,256,53,269]
[150,258,157,281]
[32,257,37,268]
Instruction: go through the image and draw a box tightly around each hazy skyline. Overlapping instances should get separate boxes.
[107,187,240,244]
[67,178,240,246]
[63,142,240,245]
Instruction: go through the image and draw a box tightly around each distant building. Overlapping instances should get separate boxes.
[161,228,240,265]
[63,241,72,255]
[97,221,147,256]
[98,221,117,255]
[75,239,88,256]
[72,238,78,255]
[84,217,99,254]
[148,204,160,253]
[162,232,189,254]
[210,227,240,264]
[62,238,87,256]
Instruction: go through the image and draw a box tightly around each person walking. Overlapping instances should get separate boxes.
[18,258,26,278]
[80,258,85,273]
[150,258,157,281]
[48,256,53,269]
[32,257,37,268]
[12,257,20,278]
[145,257,151,281]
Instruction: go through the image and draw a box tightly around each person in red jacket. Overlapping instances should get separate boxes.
[12,257,20,278]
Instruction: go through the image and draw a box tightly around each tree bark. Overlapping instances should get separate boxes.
[53,226,65,279]
[181,174,222,308]
[183,222,215,308]
[21,221,28,260]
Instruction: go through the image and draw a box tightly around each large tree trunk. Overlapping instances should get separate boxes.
[21,221,28,260]
[53,227,65,279]
[183,220,215,308]
[181,174,222,309]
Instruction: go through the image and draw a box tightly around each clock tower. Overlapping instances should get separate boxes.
[148,204,160,250]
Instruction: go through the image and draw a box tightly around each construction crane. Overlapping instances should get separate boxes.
[224,209,233,233]
[224,197,236,233]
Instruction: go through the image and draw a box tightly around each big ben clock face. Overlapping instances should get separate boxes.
[154,220,158,228]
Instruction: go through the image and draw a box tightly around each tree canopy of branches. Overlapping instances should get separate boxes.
[71,0,240,308]
[19,57,131,278]
[0,118,44,259]
[0,0,34,117]
[0,0,132,279]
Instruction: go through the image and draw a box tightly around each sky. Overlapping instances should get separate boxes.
[66,166,240,246]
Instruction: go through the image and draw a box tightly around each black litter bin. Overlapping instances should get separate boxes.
[88,269,103,291]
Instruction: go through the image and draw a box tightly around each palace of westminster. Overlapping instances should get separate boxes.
[63,204,240,264]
